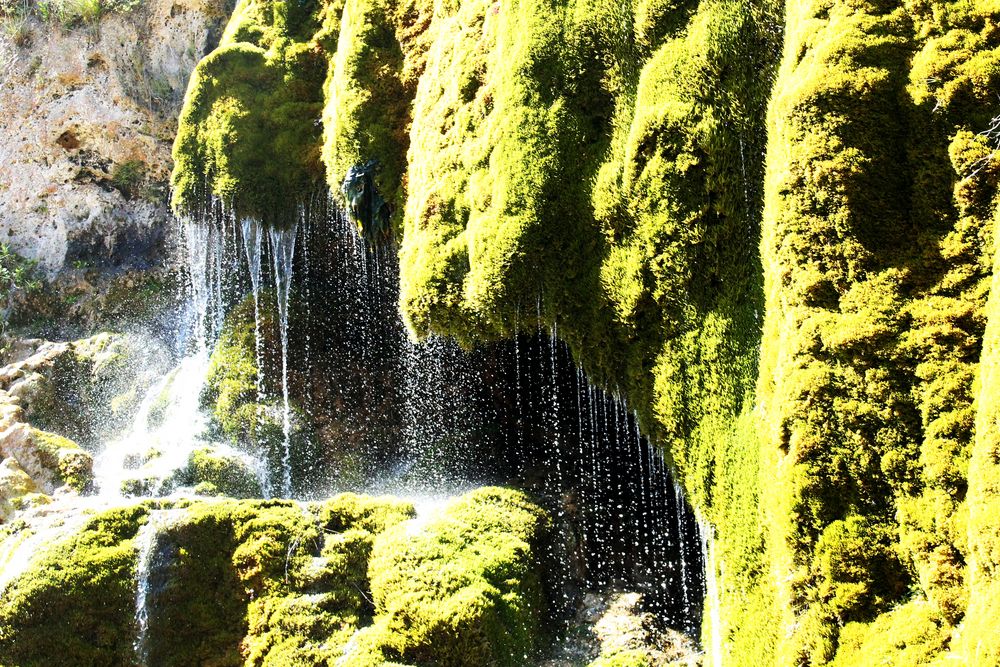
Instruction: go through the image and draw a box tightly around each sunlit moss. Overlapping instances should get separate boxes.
[169,0,1000,663]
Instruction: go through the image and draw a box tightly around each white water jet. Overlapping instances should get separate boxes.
[675,481,691,613]
[242,217,265,402]
[269,222,299,497]
[133,508,185,667]
[93,351,212,497]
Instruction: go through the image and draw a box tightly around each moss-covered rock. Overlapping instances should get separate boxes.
[0,424,92,494]
[170,0,1000,664]
[0,504,149,666]
[171,0,340,224]
[360,487,551,666]
[0,488,551,666]
[167,446,264,498]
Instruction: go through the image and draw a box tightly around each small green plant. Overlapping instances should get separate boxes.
[1,0,33,47]
[0,244,42,302]
[0,244,43,338]
[110,159,145,199]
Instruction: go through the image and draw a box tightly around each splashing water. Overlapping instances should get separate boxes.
[92,352,211,497]
[242,217,265,402]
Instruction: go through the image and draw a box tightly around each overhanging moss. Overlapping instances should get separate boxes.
[171,0,341,223]
[169,0,1000,663]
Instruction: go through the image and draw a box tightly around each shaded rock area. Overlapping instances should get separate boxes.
[543,591,700,667]
[0,332,169,519]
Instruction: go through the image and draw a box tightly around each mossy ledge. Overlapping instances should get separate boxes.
[0,487,551,666]
[171,0,1000,663]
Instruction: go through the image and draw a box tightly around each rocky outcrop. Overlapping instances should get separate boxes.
[0,332,167,446]
[0,0,230,276]
[0,332,170,518]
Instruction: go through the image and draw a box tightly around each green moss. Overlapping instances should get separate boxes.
[0,490,549,666]
[203,291,289,458]
[587,650,653,667]
[0,505,148,666]
[830,600,950,667]
[171,0,339,223]
[169,446,264,498]
[170,0,1000,663]
[362,487,551,666]
[759,0,1000,661]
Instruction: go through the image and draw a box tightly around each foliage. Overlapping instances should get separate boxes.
[110,160,146,200]
[0,243,42,305]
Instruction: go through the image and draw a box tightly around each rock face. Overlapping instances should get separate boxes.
[0,0,230,275]
[0,332,168,518]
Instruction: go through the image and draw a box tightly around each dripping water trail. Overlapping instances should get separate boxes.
[134,508,183,667]
[269,221,299,497]
[241,218,265,402]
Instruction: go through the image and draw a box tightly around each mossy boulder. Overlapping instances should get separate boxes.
[359,487,551,666]
[167,446,264,498]
[0,504,149,666]
[0,488,552,666]
[0,424,92,494]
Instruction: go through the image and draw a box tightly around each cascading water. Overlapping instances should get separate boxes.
[268,222,299,497]
[133,508,185,667]
[27,189,710,657]
[701,521,724,667]
[241,217,265,402]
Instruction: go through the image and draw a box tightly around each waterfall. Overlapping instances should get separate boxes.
[268,222,299,497]
[93,352,212,497]
[241,217,265,402]
[133,508,184,667]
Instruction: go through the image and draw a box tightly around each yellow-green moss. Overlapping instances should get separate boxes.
[28,427,92,493]
[203,292,285,450]
[171,0,342,223]
[361,487,551,666]
[759,0,1000,662]
[0,490,550,666]
[0,505,149,666]
[170,0,1000,663]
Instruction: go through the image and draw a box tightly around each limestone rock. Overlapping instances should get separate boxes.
[0,423,92,495]
[0,0,230,275]
[0,457,49,522]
